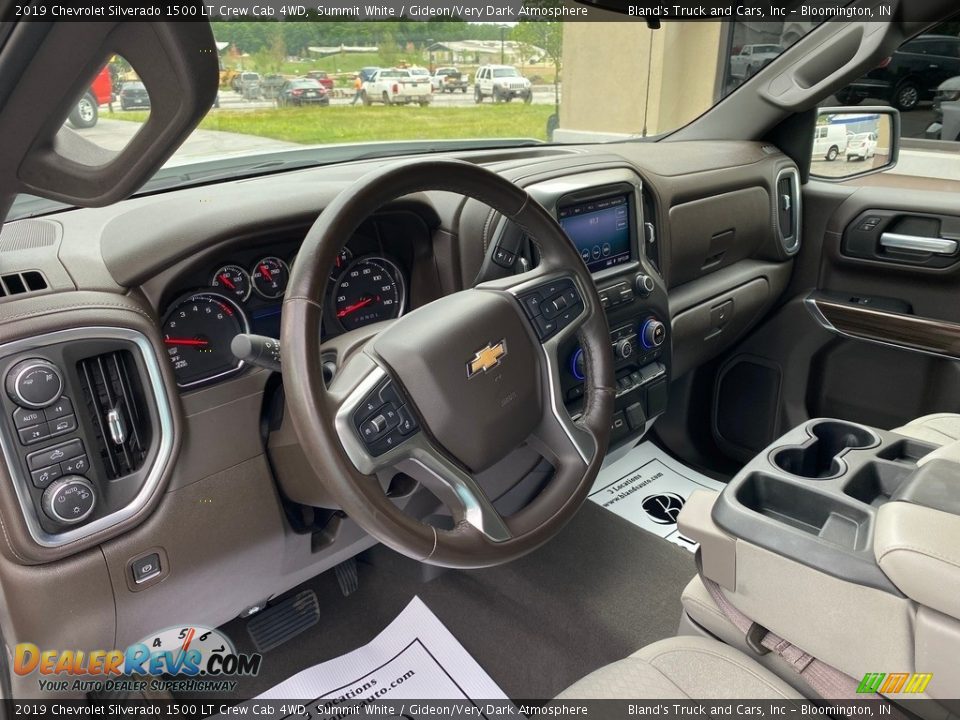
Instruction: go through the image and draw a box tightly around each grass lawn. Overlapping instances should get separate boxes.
[106,104,554,144]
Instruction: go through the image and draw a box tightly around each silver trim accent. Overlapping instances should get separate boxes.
[804,294,960,363]
[11,360,63,410]
[0,327,176,548]
[250,256,290,300]
[333,365,511,542]
[879,232,958,256]
[775,167,802,255]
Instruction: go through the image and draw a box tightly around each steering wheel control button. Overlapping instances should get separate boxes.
[6,359,64,409]
[491,244,516,268]
[27,438,84,470]
[131,553,162,584]
[18,423,50,446]
[353,379,420,456]
[42,476,96,525]
[30,464,62,490]
[522,279,583,341]
[396,406,418,435]
[61,454,90,476]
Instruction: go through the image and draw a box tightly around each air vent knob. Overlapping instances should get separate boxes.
[6,358,63,409]
[42,476,96,525]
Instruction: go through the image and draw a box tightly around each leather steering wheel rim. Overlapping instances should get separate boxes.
[281,158,615,568]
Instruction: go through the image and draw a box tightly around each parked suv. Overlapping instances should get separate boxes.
[474,65,532,104]
[836,34,960,111]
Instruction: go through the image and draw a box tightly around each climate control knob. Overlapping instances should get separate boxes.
[635,273,656,297]
[641,319,666,350]
[5,358,63,409]
[42,476,96,525]
[615,337,634,360]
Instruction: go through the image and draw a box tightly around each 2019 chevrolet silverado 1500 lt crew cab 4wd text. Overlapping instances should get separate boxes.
[1,2,960,713]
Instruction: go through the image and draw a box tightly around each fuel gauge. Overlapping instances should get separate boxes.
[251,256,289,300]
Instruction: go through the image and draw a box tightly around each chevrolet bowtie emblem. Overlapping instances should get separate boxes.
[467,340,507,378]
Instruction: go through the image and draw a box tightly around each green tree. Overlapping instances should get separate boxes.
[512,18,562,112]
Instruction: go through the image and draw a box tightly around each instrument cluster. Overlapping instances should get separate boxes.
[161,243,408,389]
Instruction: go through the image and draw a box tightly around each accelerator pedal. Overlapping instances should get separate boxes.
[334,557,359,597]
[247,589,320,653]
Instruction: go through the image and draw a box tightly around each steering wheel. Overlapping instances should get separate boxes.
[281,159,615,568]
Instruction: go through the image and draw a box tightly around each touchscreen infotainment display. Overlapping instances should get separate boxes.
[558,195,632,273]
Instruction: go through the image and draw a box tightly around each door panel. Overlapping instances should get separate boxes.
[697,179,960,465]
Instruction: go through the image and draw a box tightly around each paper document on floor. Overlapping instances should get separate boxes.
[589,442,726,552]
[242,596,511,717]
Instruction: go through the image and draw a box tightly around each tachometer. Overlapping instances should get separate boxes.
[333,256,405,332]
[251,256,289,300]
[211,264,251,302]
[162,292,249,388]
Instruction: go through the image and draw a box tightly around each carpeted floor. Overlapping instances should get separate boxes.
[208,501,697,701]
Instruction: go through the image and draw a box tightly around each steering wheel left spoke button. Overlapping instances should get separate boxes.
[523,278,583,341]
[353,378,419,456]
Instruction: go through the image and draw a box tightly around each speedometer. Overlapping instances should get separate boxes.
[332,256,405,332]
[162,292,249,388]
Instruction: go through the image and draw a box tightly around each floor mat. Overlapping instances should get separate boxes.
[238,597,508,712]
[589,442,726,552]
[200,501,696,702]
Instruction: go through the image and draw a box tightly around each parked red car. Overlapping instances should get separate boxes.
[67,65,112,129]
[305,70,335,92]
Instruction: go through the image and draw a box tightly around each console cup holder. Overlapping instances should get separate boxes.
[771,420,879,479]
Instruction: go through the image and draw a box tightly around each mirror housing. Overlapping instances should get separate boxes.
[809,106,900,181]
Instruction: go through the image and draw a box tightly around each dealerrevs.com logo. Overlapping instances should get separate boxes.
[14,625,262,694]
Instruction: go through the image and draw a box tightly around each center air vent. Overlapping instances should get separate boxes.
[77,351,151,480]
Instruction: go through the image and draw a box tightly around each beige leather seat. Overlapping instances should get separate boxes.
[893,413,960,446]
[556,636,803,699]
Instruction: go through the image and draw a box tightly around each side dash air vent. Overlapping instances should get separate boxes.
[77,351,151,480]
[775,168,801,255]
[0,271,48,298]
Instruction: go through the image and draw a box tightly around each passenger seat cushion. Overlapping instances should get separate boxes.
[556,636,803,699]
[892,413,960,447]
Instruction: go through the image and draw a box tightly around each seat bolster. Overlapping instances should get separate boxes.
[892,413,960,446]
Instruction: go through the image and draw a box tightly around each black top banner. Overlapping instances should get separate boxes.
[5,0,916,23]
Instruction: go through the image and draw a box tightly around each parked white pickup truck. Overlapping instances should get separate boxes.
[362,68,433,106]
[430,67,469,93]
[729,44,782,79]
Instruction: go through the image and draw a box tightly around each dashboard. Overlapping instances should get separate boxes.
[154,212,426,389]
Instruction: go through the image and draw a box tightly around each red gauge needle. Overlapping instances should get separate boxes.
[219,274,236,290]
[165,338,209,347]
[259,263,273,282]
[336,296,378,319]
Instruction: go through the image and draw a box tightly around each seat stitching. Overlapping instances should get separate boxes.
[644,647,796,699]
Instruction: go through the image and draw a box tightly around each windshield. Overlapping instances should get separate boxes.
[11,19,818,220]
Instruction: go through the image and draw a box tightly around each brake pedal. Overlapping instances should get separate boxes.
[247,589,320,653]
[334,557,359,597]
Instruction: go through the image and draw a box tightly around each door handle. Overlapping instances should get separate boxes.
[879,232,959,255]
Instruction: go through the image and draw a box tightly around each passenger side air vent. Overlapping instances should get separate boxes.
[0,271,47,298]
[641,189,661,273]
[77,351,151,480]
[775,168,801,255]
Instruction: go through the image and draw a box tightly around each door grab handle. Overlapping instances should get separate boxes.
[879,232,958,256]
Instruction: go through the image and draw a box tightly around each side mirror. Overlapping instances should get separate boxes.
[810,106,900,181]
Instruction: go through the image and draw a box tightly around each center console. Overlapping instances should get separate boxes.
[495,168,672,449]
